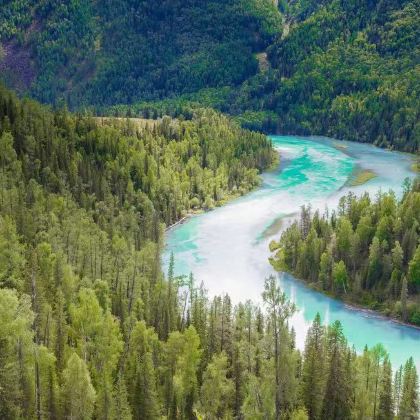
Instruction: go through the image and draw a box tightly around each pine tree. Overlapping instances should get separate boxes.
[401,276,408,322]
[301,313,326,420]
[54,288,67,374]
[394,365,403,417]
[378,357,394,420]
[133,352,160,419]
[408,245,420,287]
[110,374,132,420]
[321,321,352,420]
[0,289,35,419]
[262,275,296,419]
[399,357,419,420]
[199,351,234,418]
[125,321,159,418]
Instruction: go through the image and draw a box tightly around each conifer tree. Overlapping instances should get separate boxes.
[322,321,352,420]
[133,352,160,420]
[200,351,234,418]
[0,289,34,419]
[301,313,326,420]
[399,357,419,420]
[401,276,408,322]
[262,275,295,419]
[110,373,132,420]
[378,357,394,420]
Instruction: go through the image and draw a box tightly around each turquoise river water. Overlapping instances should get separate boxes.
[164,136,420,371]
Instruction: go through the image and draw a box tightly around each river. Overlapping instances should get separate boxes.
[164,135,420,371]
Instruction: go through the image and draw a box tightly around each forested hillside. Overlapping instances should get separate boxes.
[107,0,420,153]
[228,0,420,152]
[0,69,419,419]
[0,0,281,106]
[270,184,420,326]
[1,0,419,151]
[0,1,419,418]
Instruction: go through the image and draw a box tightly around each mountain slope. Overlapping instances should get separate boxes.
[0,0,281,107]
[1,0,419,152]
[229,0,420,151]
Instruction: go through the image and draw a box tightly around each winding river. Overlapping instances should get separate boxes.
[164,136,420,370]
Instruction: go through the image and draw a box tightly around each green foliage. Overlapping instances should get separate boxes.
[301,313,325,420]
[271,185,420,325]
[62,352,96,420]
[199,352,234,418]
[0,0,281,107]
[398,357,419,419]
[2,0,418,153]
[0,82,418,418]
[227,0,420,152]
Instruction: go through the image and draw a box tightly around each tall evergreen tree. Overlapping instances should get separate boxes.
[262,275,296,419]
[199,351,234,419]
[399,357,419,420]
[61,353,96,420]
[322,321,352,420]
[378,357,394,420]
[301,313,326,420]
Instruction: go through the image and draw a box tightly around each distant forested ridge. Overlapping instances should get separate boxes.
[1,0,419,152]
[111,0,420,153]
[0,0,281,106]
[110,0,420,153]
[270,183,420,326]
[228,0,420,152]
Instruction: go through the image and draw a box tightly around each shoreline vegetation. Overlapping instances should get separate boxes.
[165,146,281,232]
[270,180,420,328]
[289,273,420,331]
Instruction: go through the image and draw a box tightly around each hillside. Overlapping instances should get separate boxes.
[270,186,420,326]
[1,0,419,151]
[0,0,281,107]
[229,0,420,151]
[101,0,420,153]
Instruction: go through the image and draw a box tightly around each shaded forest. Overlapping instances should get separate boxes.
[0,0,281,106]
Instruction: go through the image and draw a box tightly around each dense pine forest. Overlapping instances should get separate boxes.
[0,82,418,419]
[0,0,282,106]
[1,0,419,152]
[270,185,420,326]
[229,0,420,152]
[107,0,420,153]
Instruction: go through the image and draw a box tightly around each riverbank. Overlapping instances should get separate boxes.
[165,147,281,232]
[164,135,420,370]
[288,274,420,330]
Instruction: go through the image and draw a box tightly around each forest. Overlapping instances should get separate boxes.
[0,82,419,418]
[228,0,420,152]
[0,0,419,418]
[1,0,419,152]
[108,0,420,153]
[0,0,281,106]
[270,184,420,326]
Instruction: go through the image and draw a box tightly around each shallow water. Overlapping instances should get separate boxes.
[164,136,419,370]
